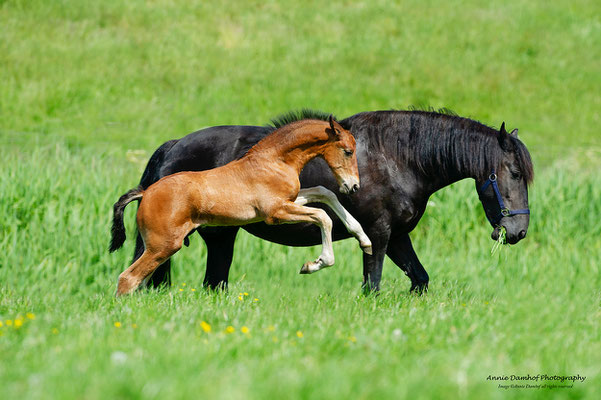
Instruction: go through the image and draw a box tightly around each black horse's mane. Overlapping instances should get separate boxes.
[268,109,335,130]
[343,109,534,184]
[266,108,533,184]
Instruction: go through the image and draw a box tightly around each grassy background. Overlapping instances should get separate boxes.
[1,0,600,398]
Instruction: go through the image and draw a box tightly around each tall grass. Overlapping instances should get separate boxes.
[0,140,599,399]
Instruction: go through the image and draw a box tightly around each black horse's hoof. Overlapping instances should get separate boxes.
[410,282,429,295]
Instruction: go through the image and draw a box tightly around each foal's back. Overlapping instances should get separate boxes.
[136,119,334,230]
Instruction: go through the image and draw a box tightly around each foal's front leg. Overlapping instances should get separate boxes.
[267,202,334,274]
[295,186,373,254]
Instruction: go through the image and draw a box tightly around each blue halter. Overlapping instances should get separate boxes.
[478,169,530,226]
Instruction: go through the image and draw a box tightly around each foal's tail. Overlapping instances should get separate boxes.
[109,186,144,253]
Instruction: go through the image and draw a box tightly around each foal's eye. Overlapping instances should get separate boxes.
[344,149,353,157]
[511,170,522,180]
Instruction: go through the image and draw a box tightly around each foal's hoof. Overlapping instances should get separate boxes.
[300,262,316,274]
[362,245,373,255]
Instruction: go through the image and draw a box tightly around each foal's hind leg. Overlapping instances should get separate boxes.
[116,230,188,296]
[267,202,334,274]
[116,249,176,296]
[295,186,372,254]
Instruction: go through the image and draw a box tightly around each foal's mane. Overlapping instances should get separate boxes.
[246,113,334,157]
[342,109,534,184]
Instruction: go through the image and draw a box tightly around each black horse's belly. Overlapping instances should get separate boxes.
[242,218,353,247]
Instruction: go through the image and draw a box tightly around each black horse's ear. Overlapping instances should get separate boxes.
[498,122,510,150]
[510,128,519,138]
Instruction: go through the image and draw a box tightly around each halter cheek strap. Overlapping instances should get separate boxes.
[478,169,530,226]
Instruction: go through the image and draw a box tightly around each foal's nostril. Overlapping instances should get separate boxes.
[518,230,526,240]
[351,184,359,193]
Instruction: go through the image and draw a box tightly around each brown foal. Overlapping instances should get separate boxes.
[110,116,372,296]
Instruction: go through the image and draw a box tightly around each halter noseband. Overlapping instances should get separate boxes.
[478,169,530,226]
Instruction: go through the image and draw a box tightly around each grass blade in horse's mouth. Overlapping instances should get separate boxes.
[491,226,507,255]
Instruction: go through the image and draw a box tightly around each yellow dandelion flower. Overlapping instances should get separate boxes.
[267,325,275,332]
[52,328,59,334]
[296,331,304,338]
[241,326,249,334]
[114,322,122,328]
[272,336,278,343]
[0,321,3,327]
[225,326,235,334]
[349,336,357,343]
[179,288,184,292]
[238,296,243,301]
[461,303,466,307]
[200,321,211,333]
[253,298,259,302]
[26,312,35,320]
[14,319,23,328]
[191,288,196,292]
[6,320,13,326]
[182,283,186,286]
[243,292,249,296]
[239,292,244,296]
[485,301,489,305]
[132,324,138,329]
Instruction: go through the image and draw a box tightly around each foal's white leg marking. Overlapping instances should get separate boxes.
[267,202,335,274]
[300,207,334,274]
[295,186,373,254]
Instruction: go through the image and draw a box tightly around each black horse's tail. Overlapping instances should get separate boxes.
[109,186,144,253]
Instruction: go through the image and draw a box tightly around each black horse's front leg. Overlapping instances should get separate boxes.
[200,227,239,290]
[361,225,391,293]
[386,232,429,294]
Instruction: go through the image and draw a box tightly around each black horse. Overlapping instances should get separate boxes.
[125,109,533,292]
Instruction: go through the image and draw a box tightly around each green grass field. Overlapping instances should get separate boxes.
[1,1,600,399]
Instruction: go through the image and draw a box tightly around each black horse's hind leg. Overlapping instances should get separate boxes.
[361,225,391,293]
[148,261,172,288]
[200,227,239,290]
[386,232,429,294]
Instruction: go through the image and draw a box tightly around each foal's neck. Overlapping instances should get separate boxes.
[247,122,329,174]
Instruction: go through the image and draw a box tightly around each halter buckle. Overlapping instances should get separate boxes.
[501,208,511,217]
[489,173,497,181]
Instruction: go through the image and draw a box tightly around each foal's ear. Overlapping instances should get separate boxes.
[498,122,511,150]
[509,128,519,138]
[328,114,341,138]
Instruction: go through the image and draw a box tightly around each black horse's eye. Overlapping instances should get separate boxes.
[344,149,353,157]
[511,170,522,180]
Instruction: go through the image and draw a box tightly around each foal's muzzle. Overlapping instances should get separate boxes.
[340,181,360,195]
